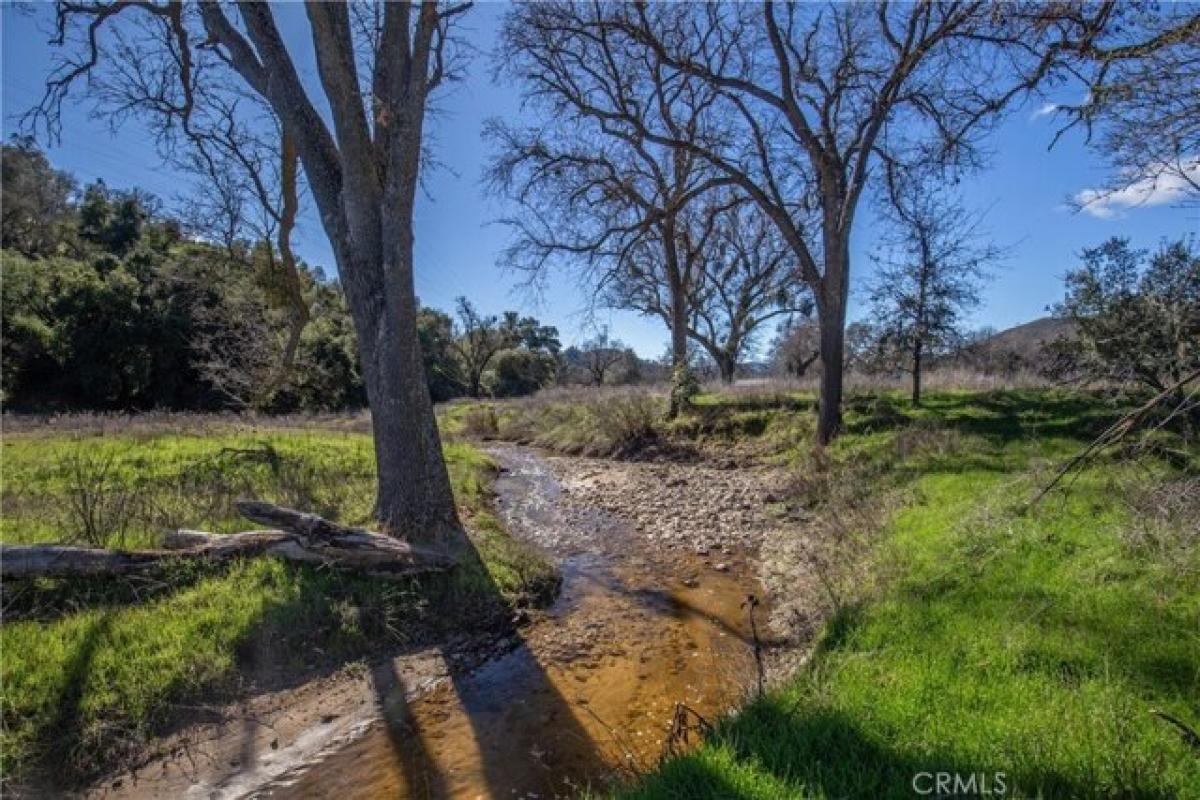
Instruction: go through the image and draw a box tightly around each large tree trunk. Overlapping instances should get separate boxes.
[376,292,461,549]
[817,317,845,445]
[816,244,850,446]
[345,255,461,550]
[666,232,690,418]
[369,97,463,550]
[717,353,736,384]
[670,292,689,370]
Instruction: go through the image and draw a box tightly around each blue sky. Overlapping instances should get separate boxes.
[3,3,1196,358]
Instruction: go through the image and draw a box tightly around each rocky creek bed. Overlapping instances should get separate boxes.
[86,445,795,800]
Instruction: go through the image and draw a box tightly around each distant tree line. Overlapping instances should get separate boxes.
[0,142,649,413]
[768,233,1198,402]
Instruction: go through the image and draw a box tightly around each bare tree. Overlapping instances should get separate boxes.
[687,198,809,383]
[868,181,999,405]
[1042,3,1200,208]
[771,317,821,379]
[617,192,809,383]
[490,9,729,415]
[175,120,311,407]
[844,322,890,376]
[502,2,1079,443]
[578,329,633,387]
[186,245,282,409]
[29,2,471,546]
[449,297,510,398]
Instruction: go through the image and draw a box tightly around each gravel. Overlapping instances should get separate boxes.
[546,456,785,557]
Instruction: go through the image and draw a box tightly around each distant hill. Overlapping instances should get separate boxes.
[956,316,1076,374]
[974,317,1075,357]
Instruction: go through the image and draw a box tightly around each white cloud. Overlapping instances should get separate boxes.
[1030,102,1058,121]
[1074,159,1200,218]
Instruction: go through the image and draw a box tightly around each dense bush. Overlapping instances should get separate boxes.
[1051,236,1199,394]
[0,144,566,411]
[487,348,559,397]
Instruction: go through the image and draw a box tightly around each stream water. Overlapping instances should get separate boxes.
[273,446,765,799]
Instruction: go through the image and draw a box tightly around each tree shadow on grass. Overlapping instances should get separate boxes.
[3,561,227,624]
[629,702,1176,800]
[699,394,815,413]
[887,558,1200,706]
[1010,598,1200,702]
[41,612,114,774]
[842,390,1128,444]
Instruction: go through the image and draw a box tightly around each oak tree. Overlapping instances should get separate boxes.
[504,2,1078,442]
[30,1,471,545]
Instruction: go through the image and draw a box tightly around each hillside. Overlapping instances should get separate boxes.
[947,316,1077,375]
[975,316,1076,357]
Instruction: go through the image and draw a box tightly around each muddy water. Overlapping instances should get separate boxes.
[277,447,764,799]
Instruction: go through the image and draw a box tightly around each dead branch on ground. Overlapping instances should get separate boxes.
[1,501,456,581]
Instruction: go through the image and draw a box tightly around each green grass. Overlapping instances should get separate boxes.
[617,390,1200,799]
[3,427,387,547]
[0,421,556,786]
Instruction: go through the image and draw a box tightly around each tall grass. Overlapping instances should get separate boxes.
[443,388,670,457]
[2,431,378,549]
[700,366,1053,397]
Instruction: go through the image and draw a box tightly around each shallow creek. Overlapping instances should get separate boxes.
[271,445,766,799]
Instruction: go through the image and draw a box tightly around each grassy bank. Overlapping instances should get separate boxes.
[442,384,850,462]
[605,390,1199,798]
[0,418,556,786]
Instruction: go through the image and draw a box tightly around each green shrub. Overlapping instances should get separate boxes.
[670,363,700,413]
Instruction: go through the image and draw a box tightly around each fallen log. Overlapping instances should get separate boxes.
[234,500,366,541]
[0,502,456,581]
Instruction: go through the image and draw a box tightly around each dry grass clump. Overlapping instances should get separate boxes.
[466,387,671,458]
[760,455,900,641]
[587,391,664,457]
[458,405,500,439]
[58,449,143,548]
[1121,476,1200,570]
[890,422,968,462]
